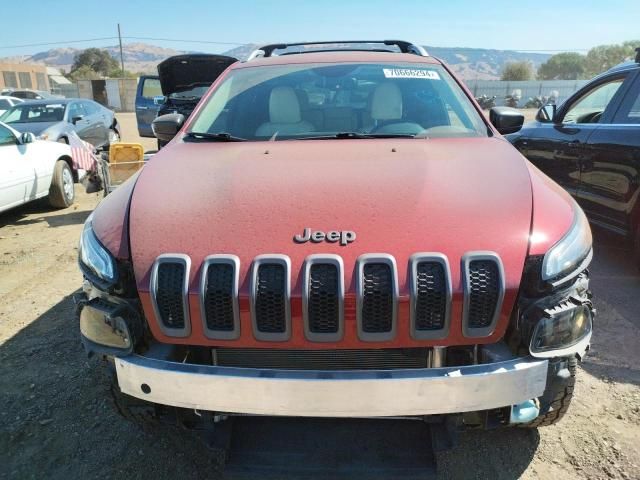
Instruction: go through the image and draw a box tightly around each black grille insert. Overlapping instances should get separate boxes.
[362,263,394,333]
[203,263,235,332]
[308,263,340,334]
[255,263,287,333]
[415,261,447,331]
[156,262,186,329]
[467,259,500,329]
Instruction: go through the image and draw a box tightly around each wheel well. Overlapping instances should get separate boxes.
[58,155,77,182]
[111,118,120,133]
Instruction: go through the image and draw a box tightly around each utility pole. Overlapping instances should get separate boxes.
[117,23,125,76]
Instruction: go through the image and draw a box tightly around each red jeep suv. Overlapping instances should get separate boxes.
[77,41,594,432]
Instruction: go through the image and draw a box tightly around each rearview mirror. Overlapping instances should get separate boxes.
[20,132,36,144]
[152,113,185,142]
[71,115,84,124]
[536,104,557,123]
[489,107,524,135]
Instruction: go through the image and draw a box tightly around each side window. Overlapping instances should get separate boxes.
[0,124,17,146]
[67,102,86,120]
[83,101,99,115]
[141,78,162,98]
[562,78,624,124]
[615,79,640,124]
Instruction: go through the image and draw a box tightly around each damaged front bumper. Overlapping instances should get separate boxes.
[114,351,548,418]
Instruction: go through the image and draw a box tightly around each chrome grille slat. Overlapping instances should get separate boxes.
[250,255,291,342]
[409,253,451,340]
[150,254,191,337]
[356,254,398,342]
[462,252,505,338]
[199,255,240,340]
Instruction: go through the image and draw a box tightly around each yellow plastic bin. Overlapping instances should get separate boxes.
[107,143,145,191]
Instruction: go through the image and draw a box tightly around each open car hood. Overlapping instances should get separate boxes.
[157,54,238,96]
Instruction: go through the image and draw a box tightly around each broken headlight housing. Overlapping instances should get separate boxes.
[541,202,592,286]
[78,214,117,289]
[529,299,592,358]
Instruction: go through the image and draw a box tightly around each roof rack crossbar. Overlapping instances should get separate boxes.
[248,40,428,59]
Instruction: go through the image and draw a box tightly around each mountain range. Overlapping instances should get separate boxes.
[1,42,552,80]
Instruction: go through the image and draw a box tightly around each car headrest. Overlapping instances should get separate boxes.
[371,82,403,121]
[269,86,301,124]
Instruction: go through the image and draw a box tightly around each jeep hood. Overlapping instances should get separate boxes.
[157,54,237,96]
[127,138,535,347]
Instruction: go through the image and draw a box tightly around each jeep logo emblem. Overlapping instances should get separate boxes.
[294,228,356,246]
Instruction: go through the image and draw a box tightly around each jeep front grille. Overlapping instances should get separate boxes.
[303,255,344,342]
[462,252,505,337]
[214,348,429,370]
[250,255,291,341]
[150,254,191,337]
[356,255,398,341]
[200,255,240,339]
[410,254,451,340]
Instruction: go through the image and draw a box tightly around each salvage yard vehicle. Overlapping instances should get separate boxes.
[0,96,23,116]
[0,98,120,147]
[509,48,640,266]
[0,121,75,212]
[77,40,594,438]
[135,54,237,147]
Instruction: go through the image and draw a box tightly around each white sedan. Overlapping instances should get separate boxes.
[0,121,75,213]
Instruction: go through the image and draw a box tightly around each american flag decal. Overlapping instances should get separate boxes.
[68,132,98,172]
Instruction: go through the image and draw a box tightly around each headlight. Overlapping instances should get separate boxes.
[541,202,592,283]
[79,215,117,286]
[530,302,592,357]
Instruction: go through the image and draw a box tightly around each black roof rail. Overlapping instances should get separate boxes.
[247,40,428,60]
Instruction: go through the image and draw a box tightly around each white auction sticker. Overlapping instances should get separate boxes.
[382,68,441,80]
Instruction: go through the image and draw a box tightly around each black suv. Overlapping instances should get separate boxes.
[509,49,640,263]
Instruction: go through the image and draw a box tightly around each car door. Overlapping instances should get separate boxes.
[67,102,92,144]
[135,76,161,137]
[579,69,640,235]
[514,73,630,196]
[0,125,32,212]
[82,100,108,145]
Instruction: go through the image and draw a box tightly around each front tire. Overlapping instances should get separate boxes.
[523,356,576,428]
[48,160,75,208]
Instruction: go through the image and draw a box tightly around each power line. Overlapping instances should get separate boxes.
[123,36,246,46]
[0,37,119,49]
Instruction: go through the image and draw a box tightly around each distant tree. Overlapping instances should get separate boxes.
[71,48,119,77]
[585,41,639,76]
[501,61,534,81]
[67,65,102,81]
[538,52,586,80]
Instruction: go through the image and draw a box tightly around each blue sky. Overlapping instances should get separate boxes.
[1,0,638,57]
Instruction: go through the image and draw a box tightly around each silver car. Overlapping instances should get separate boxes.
[0,98,120,146]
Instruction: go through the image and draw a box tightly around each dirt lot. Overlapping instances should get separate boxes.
[1,114,639,479]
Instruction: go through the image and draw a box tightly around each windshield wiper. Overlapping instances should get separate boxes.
[296,132,417,140]
[184,132,247,142]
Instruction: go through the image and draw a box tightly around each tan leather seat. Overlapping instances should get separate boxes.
[370,82,424,134]
[256,86,315,137]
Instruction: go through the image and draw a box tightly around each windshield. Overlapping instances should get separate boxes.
[189,62,487,141]
[0,103,66,124]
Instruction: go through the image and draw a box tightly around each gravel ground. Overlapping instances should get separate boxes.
[0,115,638,479]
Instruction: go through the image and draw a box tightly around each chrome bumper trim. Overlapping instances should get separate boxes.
[115,355,548,417]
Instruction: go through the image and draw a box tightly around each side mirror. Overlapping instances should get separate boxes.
[20,132,36,144]
[71,115,84,124]
[153,95,167,106]
[152,113,185,142]
[536,104,557,123]
[489,107,524,135]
